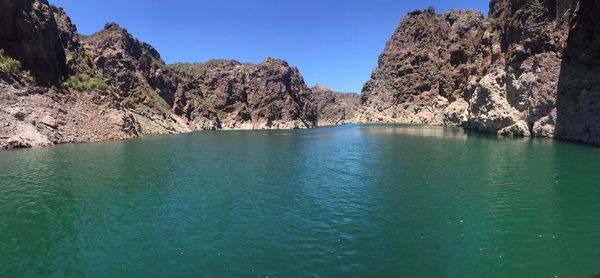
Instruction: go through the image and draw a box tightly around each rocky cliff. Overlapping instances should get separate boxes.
[168,59,318,130]
[4,0,595,149]
[360,1,600,145]
[464,0,577,138]
[554,1,600,144]
[358,8,488,126]
[0,0,354,149]
[0,0,67,85]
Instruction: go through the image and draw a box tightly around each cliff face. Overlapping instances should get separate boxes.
[81,23,191,134]
[555,1,600,144]
[0,0,340,149]
[358,8,488,126]
[51,6,94,76]
[0,0,67,85]
[0,2,139,149]
[169,59,318,130]
[360,1,600,145]
[464,0,577,138]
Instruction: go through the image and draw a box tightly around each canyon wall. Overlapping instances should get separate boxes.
[0,0,354,149]
[360,1,600,145]
[3,0,599,148]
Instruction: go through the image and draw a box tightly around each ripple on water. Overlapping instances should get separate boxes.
[1,126,600,277]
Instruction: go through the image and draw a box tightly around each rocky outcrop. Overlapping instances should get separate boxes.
[311,84,360,126]
[51,6,94,76]
[358,8,488,126]
[81,24,319,133]
[8,0,599,148]
[360,1,600,145]
[0,81,137,149]
[83,23,168,100]
[168,59,318,130]
[81,22,191,134]
[464,0,577,138]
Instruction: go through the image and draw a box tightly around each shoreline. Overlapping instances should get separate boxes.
[3,122,598,151]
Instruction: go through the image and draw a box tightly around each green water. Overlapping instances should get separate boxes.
[1,125,600,277]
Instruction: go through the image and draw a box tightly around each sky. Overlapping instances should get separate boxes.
[49,0,489,93]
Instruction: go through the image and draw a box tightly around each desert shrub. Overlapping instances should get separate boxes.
[0,50,23,75]
[147,89,169,110]
[0,49,35,82]
[66,73,111,92]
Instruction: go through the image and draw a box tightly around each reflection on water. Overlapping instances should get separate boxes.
[1,124,600,277]
[359,124,468,139]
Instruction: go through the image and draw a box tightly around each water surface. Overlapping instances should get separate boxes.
[1,125,600,277]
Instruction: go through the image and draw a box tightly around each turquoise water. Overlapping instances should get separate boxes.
[1,125,600,277]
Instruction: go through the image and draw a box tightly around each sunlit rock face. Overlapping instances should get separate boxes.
[360,1,600,145]
[358,8,488,126]
[167,58,318,130]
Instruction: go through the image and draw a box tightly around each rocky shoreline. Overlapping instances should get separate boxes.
[1,0,600,149]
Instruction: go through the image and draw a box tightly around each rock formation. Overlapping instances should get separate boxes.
[554,1,600,144]
[4,0,599,148]
[0,0,356,149]
[81,22,192,134]
[464,0,577,138]
[358,8,488,126]
[360,1,600,145]
[168,59,318,130]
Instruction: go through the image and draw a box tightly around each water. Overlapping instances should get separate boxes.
[1,125,600,277]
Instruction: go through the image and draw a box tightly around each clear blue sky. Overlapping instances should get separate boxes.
[49,0,488,93]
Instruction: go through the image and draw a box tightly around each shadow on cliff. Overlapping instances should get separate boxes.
[0,0,68,85]
[555,2,600,145]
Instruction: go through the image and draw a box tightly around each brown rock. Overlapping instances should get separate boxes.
[6,0,600,148]
[40,114,58,129]
[168,58,318,130]
[359,1,600,145]
[358,8,487,125]
[51,6,95,75]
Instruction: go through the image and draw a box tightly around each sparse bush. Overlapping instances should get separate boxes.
[147,89,169,110]
[0,50,23,75]
[66,73,111,92]
[0,49,34,82]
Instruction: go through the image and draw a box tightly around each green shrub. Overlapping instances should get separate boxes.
[0,50,23,75]
[66,73,111,92]
[122,95,139,108]
[147,89,169,110]
[0,49,34,82]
